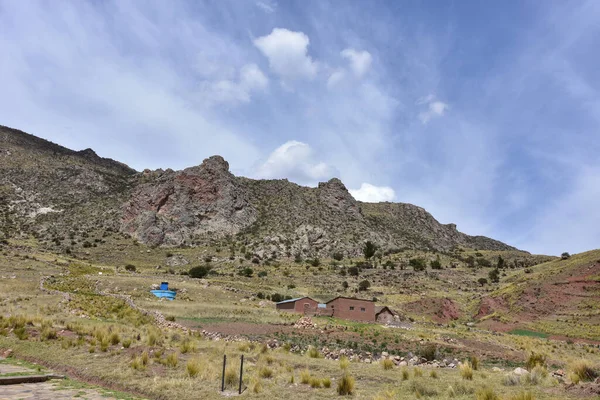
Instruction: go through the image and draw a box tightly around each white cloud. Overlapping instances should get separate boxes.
[326,69,346,89]
[417,95,449,123]
[255,1,276,13]
[199,63,268,105]
[254,141,338,186]
[349,183,396,202]
[341,49,372,77]
[253,28,318,80]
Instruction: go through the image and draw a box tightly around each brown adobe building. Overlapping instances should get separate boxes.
[326,296,375,322]
[275,297,319,314]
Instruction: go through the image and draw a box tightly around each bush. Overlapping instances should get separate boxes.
[401,368,410,380]
[430,256,442,269]
[470,355,480,370]
[569,359,598,382]
[340,355,349,370]
[124,264,136,272]
[460,362,473,380]
[382,358,394,370]
[258,271,267,278]
[300,369,311,384]
[308,346,321,358]
[239,267,254,277]
[476,387,500,400]
[189,265,211,279]
[333,252,344,261]
[166,353,178,368]
[186,359,201,377]
[337,373,355,395]
[348,266,359,276]
[488,268,500,283]
[409,258,427,271]
[525,352,546,370]
[363,241,377,259]
[420,344,437,361]
[358,280,371,291]
[561,252,570,260]
[478,278,488,286]
[310,258,320,267]
[503,373,520,386]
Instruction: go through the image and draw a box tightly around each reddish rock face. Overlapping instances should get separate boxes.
[121,156,257,246]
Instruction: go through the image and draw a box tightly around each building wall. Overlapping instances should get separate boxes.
[294,298,319,313]
[328,298,375,321]
[276,298,319,314]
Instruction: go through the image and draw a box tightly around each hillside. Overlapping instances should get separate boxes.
[1,124,516,258]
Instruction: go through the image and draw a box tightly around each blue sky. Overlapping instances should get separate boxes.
[1,0,599,255]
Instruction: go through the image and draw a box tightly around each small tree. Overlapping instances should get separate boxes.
[189,265,211,279]
[363,241,377,260]
[358,280,371,291]
[342,281,349,289]
[124,264,136,272]
[497,256,505,269]
[477,278,488,286]
[561,252,570,260]
[410,258,427,272]
[430,256,442,270]
[332,252,344,261]
[489,268,500,283]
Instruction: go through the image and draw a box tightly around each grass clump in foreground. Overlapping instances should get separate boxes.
[476,387,500,400]
[460,361,474,380]
[337,372,355,395]
[568,359,598,383]
[381,358,394,370]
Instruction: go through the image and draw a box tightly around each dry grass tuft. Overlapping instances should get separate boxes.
[569,359,598,382]
[413,367,423,377]
[460,361,473,380]
[339,355,350,370]
[337,372,355,396]
[166,353,178,368]
[186,359,201,377]
[476,387,500,400]
[300,369,311,384]
[382,358,394,370]
[401,368,410,380]
[509,391,535,400]
[259,366,273,379]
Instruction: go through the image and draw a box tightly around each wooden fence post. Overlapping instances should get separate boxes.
[238,355,244,394]
[221,354,226,392]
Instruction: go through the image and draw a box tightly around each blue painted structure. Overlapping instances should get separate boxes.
[151,282,176,300]
[150,289,176,300]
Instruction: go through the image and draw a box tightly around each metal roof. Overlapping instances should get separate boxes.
[275,297,305,305]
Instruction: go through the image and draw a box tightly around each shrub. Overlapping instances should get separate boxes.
[333,252,344,261]
[509,392,535,400]
[410,258,427,271]
[470,355,480,370]
[401,368,410,380]
[410,381,438,397]
[478,278,488,286]
[225,366,238,387]
[363,241,377,259]
[109,332,120,345]
[310,258,321,267]
[310,376,322,388]
[258,271,267,278]
[382,358,394,370]
[430,256,442,269]
[124,264,136,272]
[186,359,200,377]
[476,387,500,400]
[525,352,546,370]
[300,369,311,384]
[308,346,321,358]
[239,267,254,277]
[259,366,273,379]
[337,373,355,395]
[166,353,178,368]
[569,359,598,382]
[488,268,500,283]
[323,377,331,388]
[166,315,176,322]
[420,344,437,361]
[348,266,359,276]
[41,327,57,341]
[189,265,211,279]
[561,252,570,259]
[460,362,473,380]
[339,355,349,370]
[503,373,521,386]
[358,280,371,291]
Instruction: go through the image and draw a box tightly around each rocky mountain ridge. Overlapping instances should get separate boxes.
[0,124,517,257]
